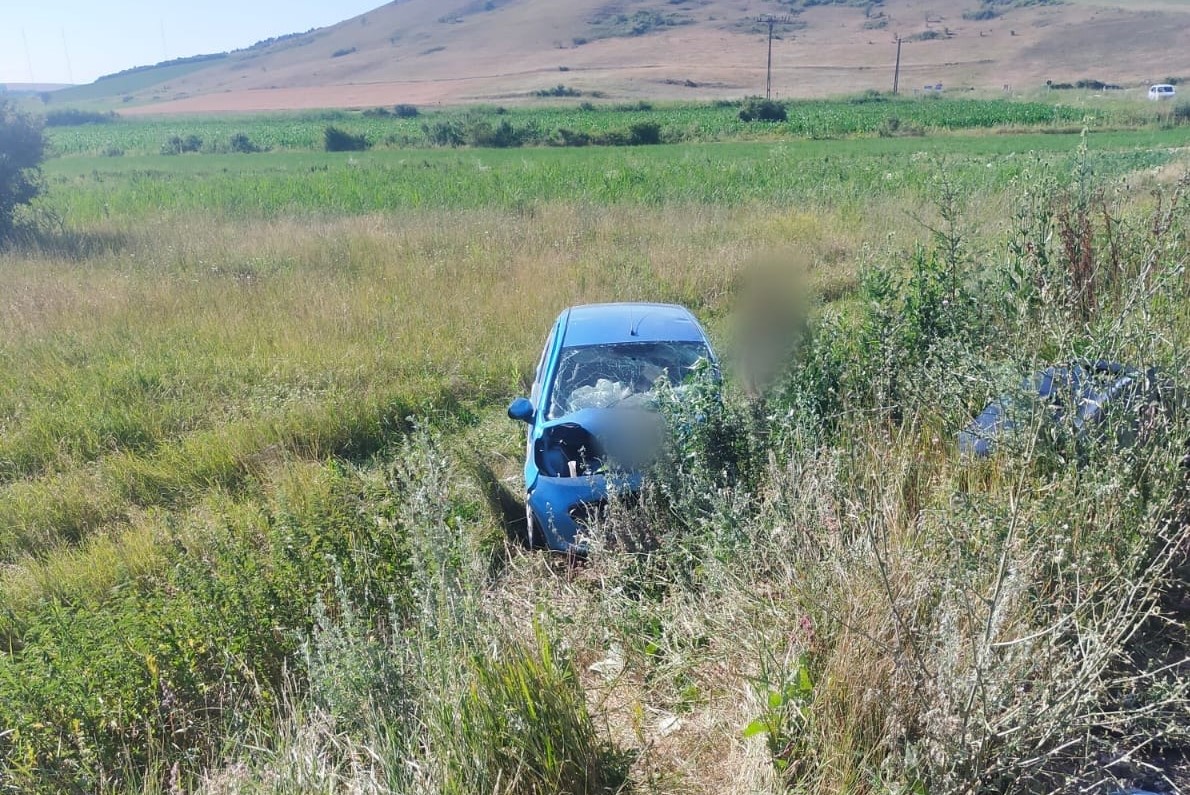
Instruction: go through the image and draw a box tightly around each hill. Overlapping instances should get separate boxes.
[1,83,73,96]
[47,0,1190,113]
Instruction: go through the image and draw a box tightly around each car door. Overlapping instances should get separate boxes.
[524,312,567,488]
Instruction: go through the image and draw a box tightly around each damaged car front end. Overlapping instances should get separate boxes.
[508,303,716,553]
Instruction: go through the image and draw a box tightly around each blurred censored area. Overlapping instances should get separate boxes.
[729,252,811,397]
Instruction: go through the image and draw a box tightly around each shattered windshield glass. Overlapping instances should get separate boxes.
[547,341,711,419]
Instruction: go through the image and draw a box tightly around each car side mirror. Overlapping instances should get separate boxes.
[507,397,535,424]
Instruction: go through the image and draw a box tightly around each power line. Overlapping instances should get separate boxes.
[61,28,75,85]
[22,29,36,84]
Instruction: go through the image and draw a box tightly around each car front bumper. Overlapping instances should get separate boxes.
[527,472,640,553]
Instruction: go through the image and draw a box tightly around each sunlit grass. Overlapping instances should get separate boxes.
[40,130,1185,224]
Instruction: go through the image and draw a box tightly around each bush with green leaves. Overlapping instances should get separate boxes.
[422,118,465,147]
[533,84,583,97]
[0,99,46,241]
[552,127,591,146]
[44,108,117,127]
[738,96,788,122]
[323,125,370,152]
[464,117,530,148]
[627,120,662,145]
[227,132,262,153]
[161,134,203,155]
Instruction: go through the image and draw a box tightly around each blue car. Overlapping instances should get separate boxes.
[508,303,717,553]
[958,361,1172,458]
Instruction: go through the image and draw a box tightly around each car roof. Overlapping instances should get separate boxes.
[557,302,708,348]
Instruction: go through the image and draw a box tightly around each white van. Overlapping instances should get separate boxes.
[1148,84,1176,101]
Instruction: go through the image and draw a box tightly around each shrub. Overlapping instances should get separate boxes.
[422,118,465,147]
[877,115,923,137]
[364,104,418,119]
[1075,78,1121,90]
[464,118,527,148]
[160,134,203,155]
[738,96,787,122]
[323,125,370,152]
[553,127,591,147]
[627,120,662,145]
[848,88,889,104]
[533,84,583,97]
[0,100,45,240]
[331,47,357,58]
[44,109,117,126]
[227,132,262,153]
[591,129,629,146]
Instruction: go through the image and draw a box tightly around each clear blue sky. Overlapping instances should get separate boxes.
[1,0,384,85]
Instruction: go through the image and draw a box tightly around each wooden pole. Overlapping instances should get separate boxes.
[893,36,902,95]
[766,18,775,99]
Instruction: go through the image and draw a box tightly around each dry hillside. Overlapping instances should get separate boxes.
[105,0,1190,113]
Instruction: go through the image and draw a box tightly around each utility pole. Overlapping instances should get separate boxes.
[759,15,791,99]
[892,35,902,95]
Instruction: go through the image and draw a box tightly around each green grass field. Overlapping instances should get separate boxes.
[43,95,1180,157]
[2,102,1188,794]
[38,130,1188,224]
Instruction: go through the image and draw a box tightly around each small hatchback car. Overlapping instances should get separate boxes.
[508,303,716,552]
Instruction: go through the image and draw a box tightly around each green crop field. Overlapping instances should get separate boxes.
[39,129,1188,224]
[43,96,1175,158]
[2,103,1189,794]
